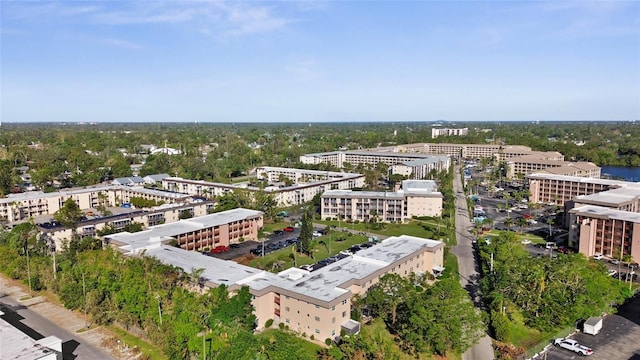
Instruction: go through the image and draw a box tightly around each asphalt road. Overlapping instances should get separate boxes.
[0,295,112,360]
[450,165,495,360]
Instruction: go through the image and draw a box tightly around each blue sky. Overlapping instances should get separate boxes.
[1,1,639,123]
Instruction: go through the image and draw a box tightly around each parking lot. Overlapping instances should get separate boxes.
[541,293,640,360]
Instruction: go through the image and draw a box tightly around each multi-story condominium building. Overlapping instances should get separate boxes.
[568,205,640,262]
[388,156,451,179]
[105,208,263,252]
[431,127,468,138]
[113,232,444,342]
[42,201,215,250]
[527,173,637,206]
[299,151,450,175]
[507,156,600,179]
[161,170,365,207]
[321,180,443,222]
[0,183,193,224]
[255,167,355,183]
[369,143,564,162]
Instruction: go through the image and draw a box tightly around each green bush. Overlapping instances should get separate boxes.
[325,338,332,346]
[310,334,315,341]
[279,322,285,330]
[265,319,274,328]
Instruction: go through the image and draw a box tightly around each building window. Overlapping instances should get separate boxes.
[315,316,320,322]
[332,317,335,324]
[285,307,290,312]
[332,330,335,336]
[315,305,319,309]
[342,299,347,305]
[315,329,320,334]
[332,305,335,311]
[285,319,290,323]
[342,311,347,318]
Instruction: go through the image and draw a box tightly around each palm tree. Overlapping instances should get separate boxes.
[515,217,529,234]
[504,217,514,230]
[545,217,555,237]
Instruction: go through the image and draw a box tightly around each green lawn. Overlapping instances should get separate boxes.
[249,232,369,270]
[108,325,167,360]
[315,219,456,246]
[482,229,545,244]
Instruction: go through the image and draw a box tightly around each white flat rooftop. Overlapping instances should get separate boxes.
[527,173,640,186]
[125,235,443,305]
[570,205,640,223]
[0,315,62,360]
[575,187,640,206]
[106,208,262,252]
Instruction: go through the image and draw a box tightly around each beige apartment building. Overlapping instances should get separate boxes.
[162,170,365,207]
[0,184,193,224]
[255,167,355,183]
[569,205,640,261]
[299,151,450,175]
[507,156,600,179]
[114,233,444,342]
[321,180,443,222]
[527,173,637,206]
[105,208,263,252]
[42,201,215,250]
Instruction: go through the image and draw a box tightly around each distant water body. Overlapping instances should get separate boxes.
[601,166,640,182]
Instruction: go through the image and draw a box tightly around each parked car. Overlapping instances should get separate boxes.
[312,231,322,237]
[553,338,593,356]
[211,245,230,253]
[593,253,604,260]
[273,230,284,235]
[299,264,313,271]
[283,227,295,232]
[610,259,620,265]
[229,243,241,249]
[250,248,264,256]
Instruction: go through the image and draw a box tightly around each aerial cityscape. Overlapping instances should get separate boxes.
[1,1,640,360]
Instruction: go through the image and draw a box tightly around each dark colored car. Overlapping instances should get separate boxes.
[229,243,241,249]
[250,248,264,256]
[273,230,285,235]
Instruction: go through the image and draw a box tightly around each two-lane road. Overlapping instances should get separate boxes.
[450,165,494,360]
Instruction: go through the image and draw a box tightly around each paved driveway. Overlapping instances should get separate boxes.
[542,294,640,360]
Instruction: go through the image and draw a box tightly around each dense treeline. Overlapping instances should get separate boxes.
[0,224,318,359]
[478,232,632,344]
[1,121,638,196]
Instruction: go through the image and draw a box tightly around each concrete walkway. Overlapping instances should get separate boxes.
[450,165,495,360]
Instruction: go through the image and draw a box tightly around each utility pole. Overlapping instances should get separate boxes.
[156,295,163,326]
[82,272,88,328]
[26,241,32,296]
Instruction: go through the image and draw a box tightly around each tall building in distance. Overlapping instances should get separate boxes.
[431,127,469,138]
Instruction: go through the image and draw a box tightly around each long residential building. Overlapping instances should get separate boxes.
[0,183,194,224]
[527,173,638,206]
[507,156,600,179]
[162,169,365,207]
[105,208,263,252]
[299,151,450,178]
[368,142,564,162]
[42,201,215,251]
[112,232,444,342]
[321,180,443,222]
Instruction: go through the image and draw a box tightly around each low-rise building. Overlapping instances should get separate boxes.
[0,182,193,224]
[389,156,451,179]
[162,169,365,207]
[321,180,443,222]
[42,201,215,250]
[105,208,263,252]
[114,233,444,342]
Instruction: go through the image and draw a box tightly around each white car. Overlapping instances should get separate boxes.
[608,269,617,277]
[521,239,532,245]
[553,338,593,356]
[593,254,604,260]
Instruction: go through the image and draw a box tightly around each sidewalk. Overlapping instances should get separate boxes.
[0,275,119,359]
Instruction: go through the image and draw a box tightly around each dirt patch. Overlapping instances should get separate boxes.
[234,254,257,265]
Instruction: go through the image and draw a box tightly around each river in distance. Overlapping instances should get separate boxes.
[600,166,640,182]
